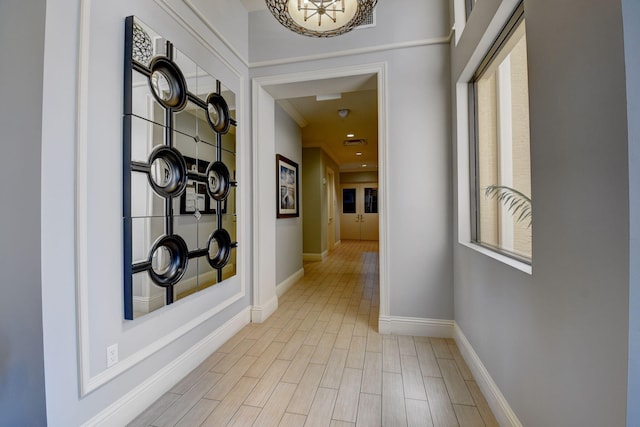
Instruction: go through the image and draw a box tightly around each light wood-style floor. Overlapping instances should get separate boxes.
[129,241,498,427]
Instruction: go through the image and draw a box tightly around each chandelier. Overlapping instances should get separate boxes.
[265,0,378,38]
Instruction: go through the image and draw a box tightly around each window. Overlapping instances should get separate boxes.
[470,4,531,262]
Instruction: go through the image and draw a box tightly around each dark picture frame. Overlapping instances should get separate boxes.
[276,154,299,218]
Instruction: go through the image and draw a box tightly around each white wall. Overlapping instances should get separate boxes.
[250,0,454,320]
[0,0,47,424]
[275,103,304,285]
[451,0,630,425]
[40,0,250,424]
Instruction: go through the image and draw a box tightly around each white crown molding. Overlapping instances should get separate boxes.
[454,323,523,427]
[277,99,309,128]
[250,32,453,69]
[153,0,249,70]
[80,307,251,427]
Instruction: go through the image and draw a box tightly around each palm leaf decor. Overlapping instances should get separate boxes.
[484,185,532,227]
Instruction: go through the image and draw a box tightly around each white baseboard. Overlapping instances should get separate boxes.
[251,294,278,323]
[378,315,454,337]
[454,323,522,427]
[303,251,328,262]
[276,268,304,297]
[133,294,164,314]
[81,307,251,427]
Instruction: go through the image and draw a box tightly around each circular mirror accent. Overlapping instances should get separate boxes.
[205,93,230,134]
[147,146,188,198]
[206,229,232,269]
[151,245,172,276]
[148,57,188,111]
[148,235,189,286]
[205,161,231,201]
[150,70,173,103]
[150,157,173,188]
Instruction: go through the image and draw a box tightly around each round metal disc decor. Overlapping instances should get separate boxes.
[206,229,232,269]
[265,0,377,38]
[148,235,189,286]
[205,161,231,201]
[205,93,230,134]
[147,146,188,198]
[148,56,188,111]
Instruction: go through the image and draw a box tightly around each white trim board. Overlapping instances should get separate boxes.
[454,323,523,427]
[251,295,279,324]
[250,33,452,68]
[276,268,304,297]
[154,0,249,69]
[81,307,251,427]
[378,316,454,337]
[303,252,328,262]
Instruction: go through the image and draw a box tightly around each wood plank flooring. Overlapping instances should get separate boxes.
[129,241,498,427]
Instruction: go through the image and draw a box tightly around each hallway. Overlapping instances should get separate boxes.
[129,241,498,426]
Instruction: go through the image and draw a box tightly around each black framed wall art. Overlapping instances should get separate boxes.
[122,16,239,320]
[276,154,299,218]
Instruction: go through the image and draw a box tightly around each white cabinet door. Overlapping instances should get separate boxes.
[340,183,378,241]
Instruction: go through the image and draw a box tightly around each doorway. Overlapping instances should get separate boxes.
[252,63,389,322]
[340,183,379,241]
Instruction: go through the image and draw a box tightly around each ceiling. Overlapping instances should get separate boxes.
[239,0,267,12]
[241,1,379,172]
[267,75,379,172]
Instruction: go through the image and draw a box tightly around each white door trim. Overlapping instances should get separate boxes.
[252,62,390,321]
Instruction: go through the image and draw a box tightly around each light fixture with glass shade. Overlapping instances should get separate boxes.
[266,0,378,37]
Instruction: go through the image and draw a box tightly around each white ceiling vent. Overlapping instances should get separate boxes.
[343,138,368,146]
[357,10,376,29]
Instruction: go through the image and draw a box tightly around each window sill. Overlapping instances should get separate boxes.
[459,241,532,275]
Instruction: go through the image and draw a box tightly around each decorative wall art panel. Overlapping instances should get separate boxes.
[123,16,238,320]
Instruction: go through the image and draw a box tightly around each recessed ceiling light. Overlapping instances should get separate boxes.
[347,133,355,138]
[361,164,368,168]
[355,152,362,156]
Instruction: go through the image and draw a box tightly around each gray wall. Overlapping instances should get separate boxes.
[275,103,304,283]
[452,0,630,425]
[623,0,640,424]
[302,148,323,255]
[340,171,379,184]
[0,0,47,424]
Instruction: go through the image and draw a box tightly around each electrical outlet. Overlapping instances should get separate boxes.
[106,344,118,367]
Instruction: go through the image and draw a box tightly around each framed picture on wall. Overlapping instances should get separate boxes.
[276,154,299,218]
